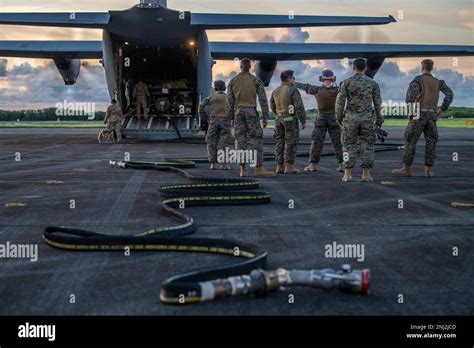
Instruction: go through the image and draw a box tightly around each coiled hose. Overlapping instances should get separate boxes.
[43,144,401,304]
[43,160,271,304]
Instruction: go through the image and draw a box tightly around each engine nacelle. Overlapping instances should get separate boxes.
[53,57,81,85]
[256,59,277,87]
[365,57,385,79]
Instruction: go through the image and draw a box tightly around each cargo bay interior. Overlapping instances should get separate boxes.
[116,45,199,138]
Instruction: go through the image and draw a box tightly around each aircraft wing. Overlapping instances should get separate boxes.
[0,12,395,30]
[0,12,110,28]
[191,13,396,29]
[209,42,474,60]
[0,41,103,59]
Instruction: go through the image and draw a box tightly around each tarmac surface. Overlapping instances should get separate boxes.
[0,126,473,315]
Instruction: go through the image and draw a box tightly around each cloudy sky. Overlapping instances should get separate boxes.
[0,0,473,109]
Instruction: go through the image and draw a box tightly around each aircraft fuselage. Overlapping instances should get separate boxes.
[100,4,213,137]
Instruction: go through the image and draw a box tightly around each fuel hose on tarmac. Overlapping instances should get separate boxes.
[43,160,270,304]
[43,145,400,304]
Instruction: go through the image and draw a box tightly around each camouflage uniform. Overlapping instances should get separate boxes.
[104,103,124,142]
[295,82,343,164]
[403,73,453,166]
[133,81,150,119]
[336,74,383,169]
[227,72,269,166]
[125,80,133,109]
[270,83,306,164]
[199,91,233,163]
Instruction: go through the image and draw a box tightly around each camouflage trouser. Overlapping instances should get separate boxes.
[403,111,438,166]
[274,116,300,164]
[341,118,375,169]
[107,121,122,141]
[234,107,264,166]
[206,117,233,163]
[136,95,148,118]
[309,112,343,164]
[125,91,131,109]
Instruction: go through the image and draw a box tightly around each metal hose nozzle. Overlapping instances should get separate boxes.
[109,160,126,168]
[197,264,370,302]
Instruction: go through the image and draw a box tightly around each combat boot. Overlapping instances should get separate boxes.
[210,163,217,170]
[276,164,285,174]
[337,163,344,173]
[392,164,412,177]
[425,165,434,178]
[361,168,374,182]
[284,163,300,174]
[342,169,352,182]
[220,163,231,170]
[304,163,317,172]
[240,164,248,177]
[255,165,276,178]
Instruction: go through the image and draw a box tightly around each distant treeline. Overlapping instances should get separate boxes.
[0,108,106,121]
[304,107,473,119]
[0,106,472,122]
[434,107,473,119]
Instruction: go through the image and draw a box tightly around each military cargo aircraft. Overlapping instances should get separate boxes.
[1,0,473,140]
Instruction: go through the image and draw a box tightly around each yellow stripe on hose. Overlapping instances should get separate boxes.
[140,220,194,235]
[162,182,255,189]
[159,295,202,304]
[43,236,256,258]
[162,195,270,204]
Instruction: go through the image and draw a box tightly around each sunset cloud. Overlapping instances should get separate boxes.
[213,27,473,107]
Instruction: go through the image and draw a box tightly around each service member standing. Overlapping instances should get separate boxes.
[336,58,383,182]
[295,70,343,172]
[199,80,233,170]
[133,80,150,120]
[393,59,453,177]
[227,58,275,177]
[270,70,306,174]
[124,79,133,110]
[104,99,125,144]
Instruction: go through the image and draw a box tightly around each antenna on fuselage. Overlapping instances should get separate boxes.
[140,0,167,7]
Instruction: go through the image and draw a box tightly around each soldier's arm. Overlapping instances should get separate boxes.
[292,88,307,125]
[373,82,384,126]
[439,80,454,111]
[104,107,110,124]
[294,82,320,95]
[145,85,150,97]
[335,82,347,124]
[198,96,212,122]
[405,76,422,104]
[255,78,269,120]
[226,79,235,119]
[270,92,276,114]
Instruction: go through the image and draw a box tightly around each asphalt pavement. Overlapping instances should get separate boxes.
[0,126,472,315]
